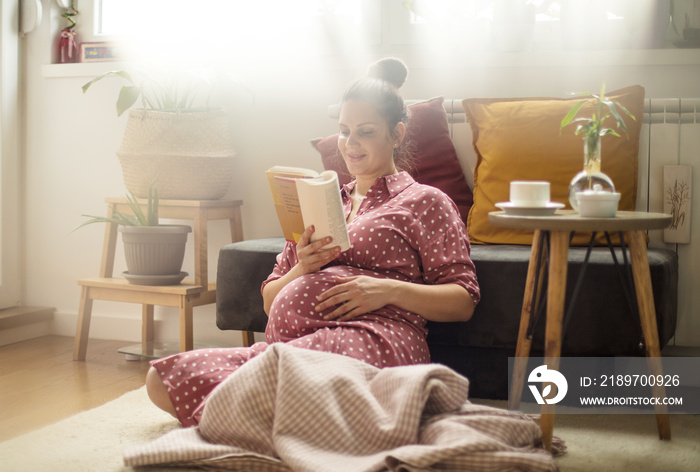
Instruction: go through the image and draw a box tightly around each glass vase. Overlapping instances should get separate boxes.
[583,136,602,174]
[568,138,615,211]
[58,28,79,64]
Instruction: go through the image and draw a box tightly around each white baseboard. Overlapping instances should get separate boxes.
[50,309,249,348]
[51,311,142,343]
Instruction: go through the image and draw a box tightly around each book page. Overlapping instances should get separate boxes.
[296,171,351,252]
[267,166,320,179]
[267,173,305,242]
[266,167,321,243]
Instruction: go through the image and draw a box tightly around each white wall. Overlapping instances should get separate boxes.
[18,2,700,349]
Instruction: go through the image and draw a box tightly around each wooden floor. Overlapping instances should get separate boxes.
[0,336,151,442]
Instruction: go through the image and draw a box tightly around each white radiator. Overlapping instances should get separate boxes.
[641,98,699,347]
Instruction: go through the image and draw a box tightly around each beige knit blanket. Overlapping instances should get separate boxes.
[124,344,560,471]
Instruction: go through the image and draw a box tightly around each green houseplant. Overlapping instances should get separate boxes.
[81,68,224,117]
[77,182,192,285]
[560,83,636,209]
[82,68,238,200]
[560,82,636,175]
[77,180,162,228]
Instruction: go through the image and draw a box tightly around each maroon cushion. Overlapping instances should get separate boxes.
[310,97,473,224]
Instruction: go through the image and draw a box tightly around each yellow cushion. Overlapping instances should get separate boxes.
[463,85,645,245]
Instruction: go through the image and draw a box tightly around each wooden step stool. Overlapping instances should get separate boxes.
[73,198,243,361]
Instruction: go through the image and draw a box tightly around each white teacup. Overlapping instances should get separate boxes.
[510,181,550,207]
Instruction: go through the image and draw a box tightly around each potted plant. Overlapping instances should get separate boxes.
[76,182,192,285]
[560,83,636,208]
[57,0,79,63]
[82,68,239,200]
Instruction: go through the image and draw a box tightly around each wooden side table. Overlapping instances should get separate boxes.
[489,210,673,451]
[73,199,244,361]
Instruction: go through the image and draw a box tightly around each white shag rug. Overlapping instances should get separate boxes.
[0,387,698,472]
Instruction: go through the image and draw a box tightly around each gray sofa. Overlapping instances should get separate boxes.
[216,238,677,399]
[215,95,678,399]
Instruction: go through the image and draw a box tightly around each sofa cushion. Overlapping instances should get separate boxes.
[311,97,474,224]
[462,85,645,245]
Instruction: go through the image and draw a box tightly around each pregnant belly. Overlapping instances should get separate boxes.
[266,265,401,342]
[266,265,430,365]
[267,267,351,340]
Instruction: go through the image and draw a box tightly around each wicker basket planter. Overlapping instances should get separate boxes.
[117,109,236,200]
[119,225,192,285]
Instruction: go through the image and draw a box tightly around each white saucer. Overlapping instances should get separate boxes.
[495,202,565,216]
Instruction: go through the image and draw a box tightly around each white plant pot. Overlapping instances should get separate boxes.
[117,109,236,200]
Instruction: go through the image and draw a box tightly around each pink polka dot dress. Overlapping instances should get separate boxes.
[151,172,480,427]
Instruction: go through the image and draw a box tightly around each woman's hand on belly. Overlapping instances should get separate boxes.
[263,226,341,315]
[315,275,475,323]
[315,275,395,321]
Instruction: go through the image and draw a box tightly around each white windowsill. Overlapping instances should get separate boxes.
[459,48,700,68]
[40,48,700,79]
[41,61,131,78]
[397,48,700,69]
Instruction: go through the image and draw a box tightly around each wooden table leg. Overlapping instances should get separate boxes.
[229,207,244,243]
[627,230,672,440]
[142,304,155,356]
[510,230,547,411]
[242,330,256,347]
[180,295,194,352]
[99,204,119,278]
[193,208,208,288]
[73,286,94,361]
[540,230,569,452]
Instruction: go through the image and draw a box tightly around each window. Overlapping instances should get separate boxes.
[95,0,380,61]
[392,0,671,51]
[90,0,678,63]
[0,1,20,308]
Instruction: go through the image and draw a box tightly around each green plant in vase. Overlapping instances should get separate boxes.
[560,83,636,209]
[58,0,79,63]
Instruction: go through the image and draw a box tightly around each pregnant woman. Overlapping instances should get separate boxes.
[146,58,480,427]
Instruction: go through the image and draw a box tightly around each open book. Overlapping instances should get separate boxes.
[266,166,351,252]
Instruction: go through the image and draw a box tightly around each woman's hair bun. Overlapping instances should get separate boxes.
[367,57,408,89]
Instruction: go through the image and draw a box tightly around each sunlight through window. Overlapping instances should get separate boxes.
[98,0,364,62]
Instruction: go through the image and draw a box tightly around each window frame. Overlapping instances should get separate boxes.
[0,0,21,308]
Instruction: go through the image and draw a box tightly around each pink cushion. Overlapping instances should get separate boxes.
[311,97,473,224]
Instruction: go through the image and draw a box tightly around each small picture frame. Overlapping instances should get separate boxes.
[80,42,119,63]
[663,165,692,244]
